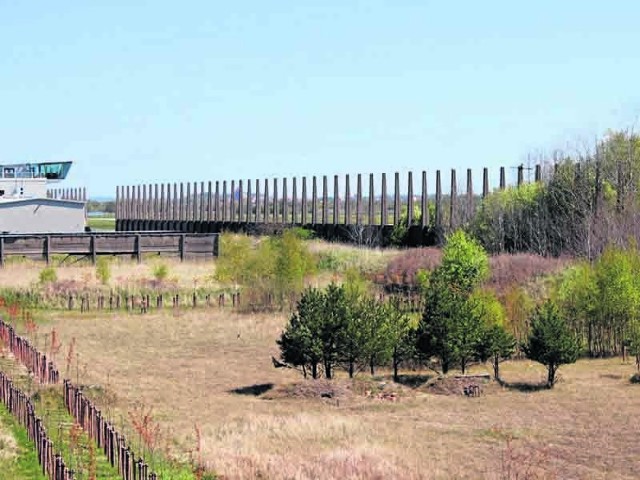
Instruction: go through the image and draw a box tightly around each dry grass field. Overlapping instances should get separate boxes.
[1,245,638,479]
[0,257,216,290]
[35,306,640,480]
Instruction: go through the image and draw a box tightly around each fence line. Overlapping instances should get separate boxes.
[1,315,158,480]
[115,166,544,232]
[0,371,74,480]
[0,232,219,267]
[3,289,424,315]
[64,380,158,480]
[0,318,59,384]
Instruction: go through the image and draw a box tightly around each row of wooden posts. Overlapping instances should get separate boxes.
[71,291,241,313]
[116,165,542,228]
[1,317,158,480]
[0,371,74,480]
[46,188,87,202]
[64,380,158,480]
[6,290,424,315]
[0,318,59,384]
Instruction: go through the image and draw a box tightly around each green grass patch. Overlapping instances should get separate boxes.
[87,217,116,231]
[0,403,47,480]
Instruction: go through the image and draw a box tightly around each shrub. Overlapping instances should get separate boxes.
[39,266,58,284]
[630,373,640,384]
[152,263,169,283]
[95,257,111,285]
[523,300,581,387]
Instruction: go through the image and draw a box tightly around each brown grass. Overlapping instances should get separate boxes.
[0,258,216,291]
[39,307,640,480]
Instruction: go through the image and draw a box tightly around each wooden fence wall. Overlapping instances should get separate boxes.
[0,371,75,480]
[115,166,542,244]
[0,232,219,267]
[1,316,158,480]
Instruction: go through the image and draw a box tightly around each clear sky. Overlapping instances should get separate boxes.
[1,1,639,197]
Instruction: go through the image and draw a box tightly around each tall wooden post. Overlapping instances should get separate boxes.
[273,178,279,223]
[333,175,339,224]
[517,165,524,187]
[282,178,288,223]
[301,177,308,224]
[312,176,318,224]
[356,173,362,225]
[154,184,159,220]
[381,173,388,225]
[187,182,193,221]
[322,176,328,224]
[499,167,506,190]
[115,186,121,220]
[345,174,351,225]
[421,171,428,228]
[263,179,269,223]
[292,177,298,224]
[125,186,131,219]
[466,168,474,222]
[254,179,260,223]
[149,183,154,219]
[136,185,142,219]
[200,181,205,221]
[179,183,185,221]
[230,180,236,222]
[450,169,457,229]
[173,183,178,220]
[368,173,375,225]
[393,172,400,225]
[435,170,442,228]
[214,181,220,222]
[482,168,489,198]
[222,181,228,222]
[407,171,414,226]
[159,184,165,221]
[207,181,213,221]
[142,184,147,220]
[192,182,198,221]
[246,179,252,222]
[535,164,542,182]
[238,180,244,222]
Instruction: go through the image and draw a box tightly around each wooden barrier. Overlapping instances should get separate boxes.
[0,319,59,383]
[64,380,157,480]
[0,232,219,267]
[115,167,549,244]
[0,371,75,479]
[1,316,156,479]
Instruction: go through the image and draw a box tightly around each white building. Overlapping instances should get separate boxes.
[0,162,86,233]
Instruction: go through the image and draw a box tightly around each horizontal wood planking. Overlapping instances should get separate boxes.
[0,232,218,266]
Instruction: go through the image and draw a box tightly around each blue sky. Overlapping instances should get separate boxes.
[1,1,639,197]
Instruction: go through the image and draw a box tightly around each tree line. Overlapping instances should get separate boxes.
[278,231,583,387]
[471,130,640,258]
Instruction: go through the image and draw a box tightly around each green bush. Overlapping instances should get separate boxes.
[95,257,111,285]
[38,266,58,284]
[214,231,316,308]
[153,263,170,282]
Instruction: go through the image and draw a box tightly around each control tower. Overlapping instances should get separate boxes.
[0,161,86,233]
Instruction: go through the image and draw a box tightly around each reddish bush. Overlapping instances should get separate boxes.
[381,248,442,286]
[379,249,569,293]
[487,254,569,294]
